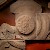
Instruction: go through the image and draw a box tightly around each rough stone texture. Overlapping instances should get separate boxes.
[10,0,42,14]
[0,23,19,39]
[0,13,50,40]
[8,40,25,50]
[35,13,50,40]
[0,40,25,50]
[15,13,50,40]
[16,15,35,34]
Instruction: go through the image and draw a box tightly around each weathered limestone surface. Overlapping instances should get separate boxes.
[0,40,25,50]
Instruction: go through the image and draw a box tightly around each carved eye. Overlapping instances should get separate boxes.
[1,31,4,35]
[7,30,9,32]
[6,30,9,32]
[2,32,4,33]
[6,30,10,33]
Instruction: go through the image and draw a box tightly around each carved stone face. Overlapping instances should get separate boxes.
[0,23,16,39]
